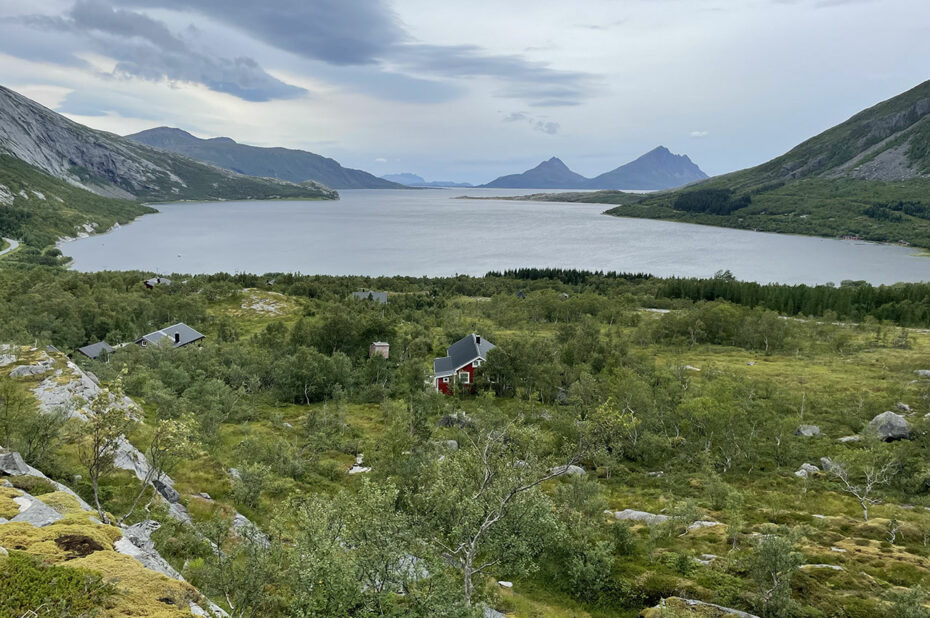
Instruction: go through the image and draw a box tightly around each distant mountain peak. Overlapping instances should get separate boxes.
[481,148,707,190]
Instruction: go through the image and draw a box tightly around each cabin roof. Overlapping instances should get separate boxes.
[433,333,495,377]
[77,341,114,359]
[135,323,205,348]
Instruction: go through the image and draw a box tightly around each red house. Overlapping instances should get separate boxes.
[433,333,495,394]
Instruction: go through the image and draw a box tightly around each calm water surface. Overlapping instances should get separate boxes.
[61,189,929,285]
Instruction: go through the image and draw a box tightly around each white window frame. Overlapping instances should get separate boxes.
[458,371,470,384]
[442,377,450,383]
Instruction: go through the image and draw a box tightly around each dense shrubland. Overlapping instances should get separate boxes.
[1,265,930,616]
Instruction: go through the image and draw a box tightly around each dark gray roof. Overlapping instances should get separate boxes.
[433,333,495,377]
[135,323,205,348]
[77,341,114,359]
[351,290,388,303]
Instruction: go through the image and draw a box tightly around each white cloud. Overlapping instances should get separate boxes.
[690,130,709,138]
[374,157,388,163]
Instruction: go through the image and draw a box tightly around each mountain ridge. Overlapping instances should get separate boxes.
[480,148,708,190]
[0,85,337,203]
[128,126,403,190]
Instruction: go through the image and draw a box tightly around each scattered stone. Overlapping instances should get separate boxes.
[0,354,15,367]
[688,520,721,531]
[801,563,844,571]
[232,512,270,548]
[548,464,586,477]
[795,425,821,437]
[116,520,184,579]
[831,547,846,553]
[498,581,513,589]
[348,454,371,475]
[867,411,910,441]
[153,479,180,504]
[837,435,861,443]
[198,492,212,501]
[11,494,63,527]
[9,363,52,378]
[228,468,241,480]
[439,440,459,451]
[649,597,760,618]
[795,463,819,478]
[684,365,701,372]
[612,509,669,525]
[812,514,827,520]
[282,422,293,429]
[820,457,837,472]
[0,546,7,556]
[747,361,756,366]
[647,471,664,478]
[916,370,930,378]
[437,411,473,428]
[897,402,912,413]
[483,607,507,618]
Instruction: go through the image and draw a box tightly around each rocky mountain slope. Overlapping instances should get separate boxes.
[128,127,400,190]
[0,85,337,202]
[480,149,707,190]
[586,146,707,190]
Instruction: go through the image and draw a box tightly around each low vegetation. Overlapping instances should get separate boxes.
[1,264,929,616]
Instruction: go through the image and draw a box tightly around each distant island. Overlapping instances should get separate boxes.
[380,173,474,188]
[128,127,402,190]
[480,146,708,190]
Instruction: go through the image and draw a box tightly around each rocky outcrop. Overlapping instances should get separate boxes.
[611,509,669,525]
[867,411,911,441]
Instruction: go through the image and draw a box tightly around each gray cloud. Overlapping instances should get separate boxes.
[16,0,306,101]
[503,111,560,134]
[111,1,595,106]
[395,44,593,107]
[112,0,404,65]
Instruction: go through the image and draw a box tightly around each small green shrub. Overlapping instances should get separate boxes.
[6,475,56,496]
[0,551,114,615]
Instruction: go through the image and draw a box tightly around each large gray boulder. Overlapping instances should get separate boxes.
[612,509,669,525]
[549,464,586,477]
[0,448,31,476]
[868,411,911,441]
[9,363,51,378]
[916,370,930,378]
[795,425,821,437]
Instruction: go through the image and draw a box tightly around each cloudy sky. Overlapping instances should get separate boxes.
[1,0,928,183]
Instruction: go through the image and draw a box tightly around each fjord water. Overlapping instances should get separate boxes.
[61,189,928,285]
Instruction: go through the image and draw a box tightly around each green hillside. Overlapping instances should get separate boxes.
[530,80,930,249]
[0,153,153,248]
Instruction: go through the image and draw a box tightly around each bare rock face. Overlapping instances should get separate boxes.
[0,448,31,476]
[867,411,911,441]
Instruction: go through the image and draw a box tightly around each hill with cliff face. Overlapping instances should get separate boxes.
[128,127,401,190]
[0,85,337,203]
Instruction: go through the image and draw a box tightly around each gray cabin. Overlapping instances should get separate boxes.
[76,341,114,360]
[351,290,388,304]
[135,323,205,349]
